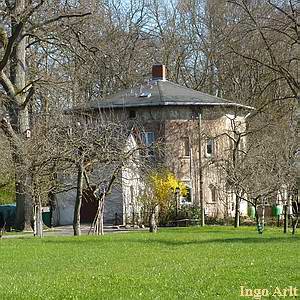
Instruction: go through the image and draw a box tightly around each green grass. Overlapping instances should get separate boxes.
[0,226,299,299]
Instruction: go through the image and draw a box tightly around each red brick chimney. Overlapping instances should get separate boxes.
[152,64,166,81]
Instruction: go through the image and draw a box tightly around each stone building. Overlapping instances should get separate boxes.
[83,64,253,221]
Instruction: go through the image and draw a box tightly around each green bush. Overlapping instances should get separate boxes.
[0,181,15,205]
[158,205,201,226]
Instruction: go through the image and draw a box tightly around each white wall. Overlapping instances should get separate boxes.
[54,189,76,225]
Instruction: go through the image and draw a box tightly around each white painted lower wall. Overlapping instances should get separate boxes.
[54,184,125,226]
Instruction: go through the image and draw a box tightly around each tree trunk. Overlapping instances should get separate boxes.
[14,156,32,231]
[73,155,84,236]
[198,112,205,227]
[32,172,43,238]
[283,204,288,233]
[284,192,291,234]
[14,178,26,230]
[255,209,261,234]
[9,0,31,231]
[36,197,43,238]
[261,204,265,233]
[33,202,43,238]
[86,170,118,236]
[98,200,104,236]
[91,195,105,235]
[292,217,298,235]
[95,199,105,236]
[0,118,28,230]
[234,195,240,228]
[149,210,157,233]
[91,196,105,236]
[255,204,264,234]
[33,205,36,236]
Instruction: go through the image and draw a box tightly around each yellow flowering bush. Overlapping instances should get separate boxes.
[139,169,188,225]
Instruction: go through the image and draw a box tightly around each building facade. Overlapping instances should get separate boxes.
[84,65,253,222]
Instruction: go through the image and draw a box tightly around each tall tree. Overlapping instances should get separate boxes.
[0,1,90,230]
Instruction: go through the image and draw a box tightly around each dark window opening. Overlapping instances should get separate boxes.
[206,139,214,156]
[183,137,190,156]
[129,110,136,119]
[209,185,216,202]
[185,187,191,202]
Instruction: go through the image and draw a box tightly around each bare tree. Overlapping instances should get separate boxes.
[222,110,297,233]
[53,111,149,236]
[0,1,91,230]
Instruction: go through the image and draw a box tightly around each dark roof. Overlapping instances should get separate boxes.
[89,80,254,110]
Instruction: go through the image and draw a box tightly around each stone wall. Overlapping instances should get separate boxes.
[134,106,248,218]
[94,105,249,219]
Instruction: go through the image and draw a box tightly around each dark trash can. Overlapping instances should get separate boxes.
[0,204,16,230]
[42,207,51,227]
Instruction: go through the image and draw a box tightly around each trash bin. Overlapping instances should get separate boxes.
[42,207,51,227]
[272,205,283,217]
[0,204,16,229]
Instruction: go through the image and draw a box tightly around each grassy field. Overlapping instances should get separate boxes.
[0,226,299,300]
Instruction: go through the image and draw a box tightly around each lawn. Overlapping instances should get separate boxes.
[0,226,299,300]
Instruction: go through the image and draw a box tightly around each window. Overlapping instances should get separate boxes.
[182,137,190,156]
[141,132,155,156]
[209,185,217,203]
[180,185,192,204]
[206,139,214,157]
[141,132,155,145]
[129,110,136,119]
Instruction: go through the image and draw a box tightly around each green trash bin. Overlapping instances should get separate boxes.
[272,205,283,217]
[248,206,256,219]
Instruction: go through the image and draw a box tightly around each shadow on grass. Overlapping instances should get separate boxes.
[134,236,300,247]
[43,235,299,248]
[160,229,238,234]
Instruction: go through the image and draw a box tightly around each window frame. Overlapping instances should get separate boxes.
[129,110,136,119]
[209,184,217,203]
[141,131,155,156]
[182,136,190,157]
[205,138,214,157]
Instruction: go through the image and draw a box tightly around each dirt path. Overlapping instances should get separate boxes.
[2,224,147,239]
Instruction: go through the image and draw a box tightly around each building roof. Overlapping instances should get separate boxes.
[89,80,253,111]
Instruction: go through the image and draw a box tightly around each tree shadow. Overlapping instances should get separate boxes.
[42,234,299,247]
[134,236,300,247]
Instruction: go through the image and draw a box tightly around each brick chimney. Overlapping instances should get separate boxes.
[152,64,166,81]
